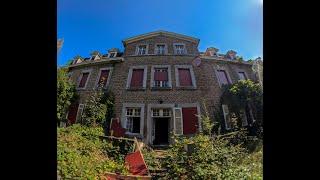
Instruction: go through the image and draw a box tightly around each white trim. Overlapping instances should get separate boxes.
[237,70,248,81]
[173,43,187,55]
[75,104,85,123]
[135,44,149,55]
[174,65,197,88]
[107,52,117,58]
[126,65,148,89]
[222,104,231,130]
[95,67,113,89]
[213,65,233,88]
[121,103,145,136]
[173,107,183,135]
[150,65,172,89]
[147,103,175,145]
[76,69,92,90]
[154,43,168,55]
[178,103,202,133]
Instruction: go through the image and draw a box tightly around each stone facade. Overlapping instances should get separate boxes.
[68,31,257,145]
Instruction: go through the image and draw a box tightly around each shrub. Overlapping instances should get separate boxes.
[57,67,78,125]
[57,124,128,179]
[162,132,262,179]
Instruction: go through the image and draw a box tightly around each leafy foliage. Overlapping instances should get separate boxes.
[57,67,78,125]
[221,80,263,137]
[57,124,129,179]
[81,85,108,127]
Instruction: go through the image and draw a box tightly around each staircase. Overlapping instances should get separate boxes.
[149,150,168,179]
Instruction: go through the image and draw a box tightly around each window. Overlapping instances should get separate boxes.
[137,45,147,55]
[126,66,147,89]
[222,104,232,130]
[174,44,186,55]
[152,108,171,117]
[125,108,141,134]
[238,72,247,80]
[216,70,231,85]
[155,44,166,55]
[78,72,90,88]
[151,65,172,89]
[154,68,169,87]
[109,52,116,58]
[182,107,198,135]
[96,68,112,88]
[130,69,144,87]
[175,65,196,88]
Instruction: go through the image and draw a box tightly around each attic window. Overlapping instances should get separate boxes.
[137,45,147,55]
[108,52,116,58]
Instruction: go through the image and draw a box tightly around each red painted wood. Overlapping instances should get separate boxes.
[125,150,148,176]
[67,103,79,124]
[182,107,198,134]
[130,69,144,87]
[110,118,126,137]
[178,68,192,86]
[154,71,168,81]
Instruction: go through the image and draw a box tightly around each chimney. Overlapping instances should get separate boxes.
[226,50,237,60]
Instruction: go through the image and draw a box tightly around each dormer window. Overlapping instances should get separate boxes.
[108,52,116,58]
[136,45,148,55]
[173,43,186,55]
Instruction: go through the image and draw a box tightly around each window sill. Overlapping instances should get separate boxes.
[176,86,197,90]
[151,87,172,91]
[126,87,146,91]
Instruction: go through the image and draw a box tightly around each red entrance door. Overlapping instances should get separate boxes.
[182,107,198,135]
[67,103,79,124]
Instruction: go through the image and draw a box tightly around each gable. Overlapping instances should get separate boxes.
[122,31,199,46]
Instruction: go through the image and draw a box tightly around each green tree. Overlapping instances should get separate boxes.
[221,80,263,137]
[57,67,78,126]
[81,84,108,127]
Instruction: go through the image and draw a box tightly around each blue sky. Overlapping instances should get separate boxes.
[58,0,263,66]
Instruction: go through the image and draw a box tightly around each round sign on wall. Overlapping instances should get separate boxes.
[192,56,201,67]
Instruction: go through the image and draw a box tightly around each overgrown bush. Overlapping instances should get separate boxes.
[81,85,108,127]
[162,131,262,179]
[57,124,129,179]
[57,67,78,125]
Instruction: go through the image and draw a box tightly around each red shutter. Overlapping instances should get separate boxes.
[154,71,168,81]
[130,69,144,87]
[182,107,198,134]
[98,70,110,86]
[67,103,79,124]
[217,70,229,85]
[178,68,192,86]
[78,72,89,88]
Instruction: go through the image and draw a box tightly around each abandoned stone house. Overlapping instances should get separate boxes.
[66,30,260,146]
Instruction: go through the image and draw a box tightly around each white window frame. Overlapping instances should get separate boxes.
[126,65,148,89]
[222,104,231,130]
[76,104,85,123]
[175,65,197,88]
[121,103,145,136]
[150,65,172,89]
[95,67,113,89]
[147,103,175,145]
[173,43,187,55]
[213,65,233,88]
[173,107,183,135]
[108,52,117,58]
[237,70,248,81]
[77,69,92,90]
[135,44,149,55]
[154,43,168,55]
